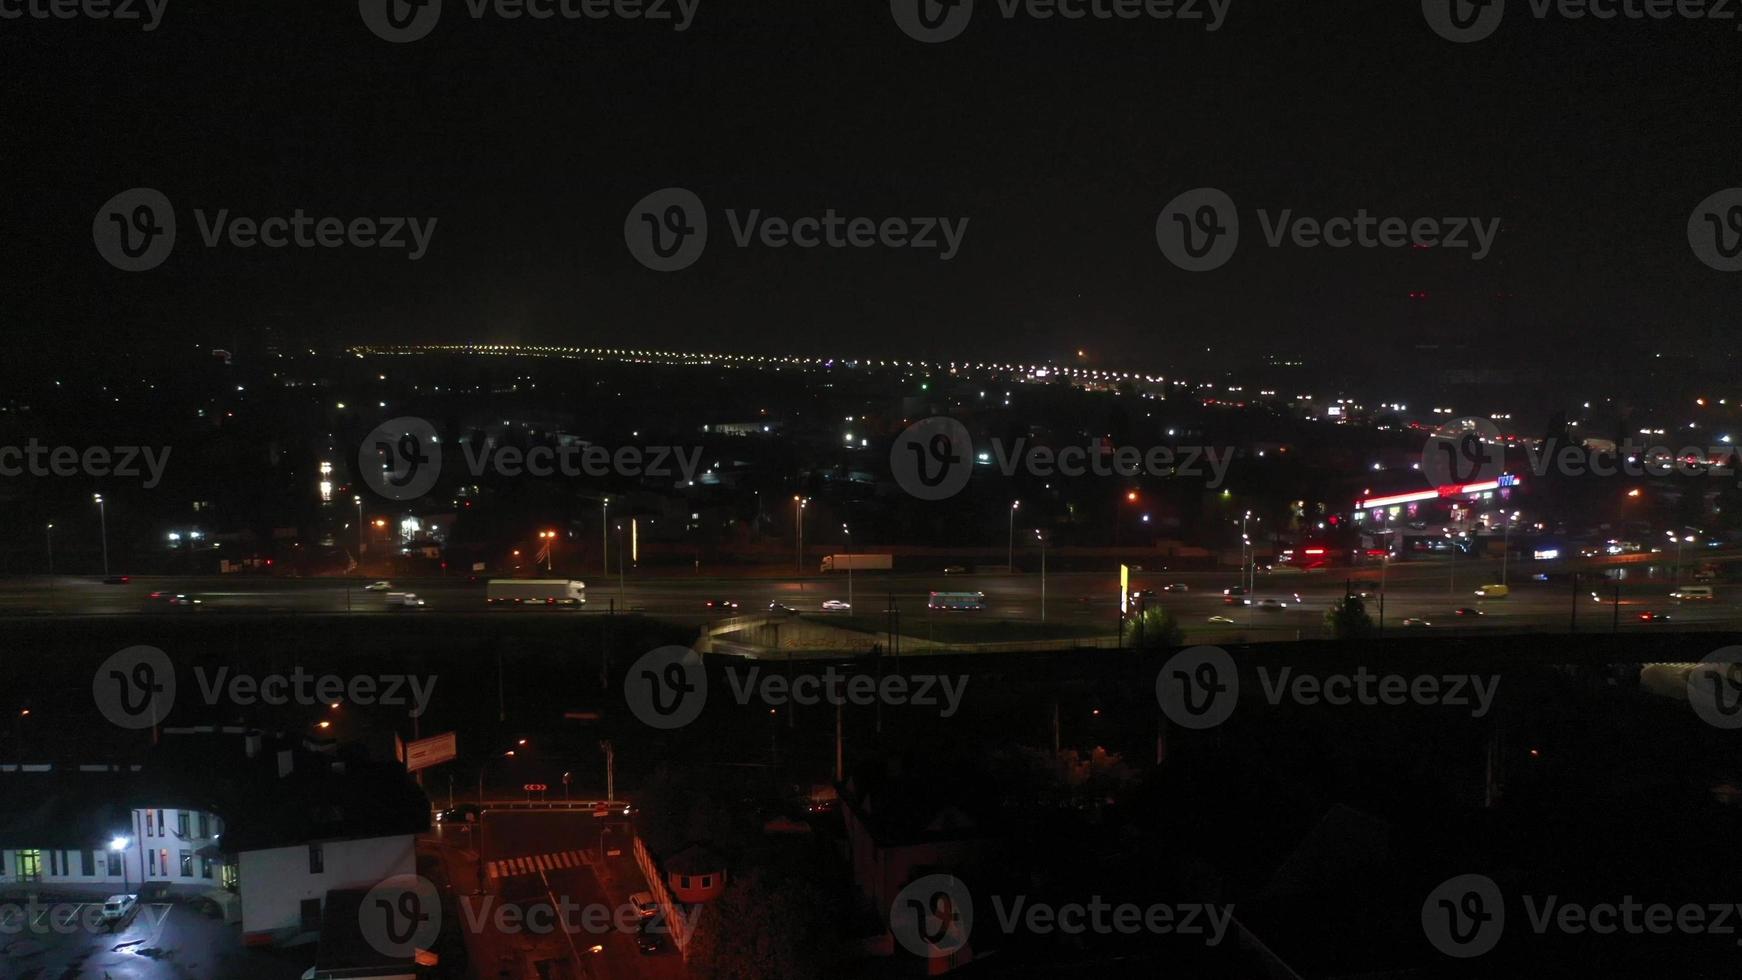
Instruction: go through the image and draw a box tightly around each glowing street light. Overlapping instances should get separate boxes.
[93,494,108,576]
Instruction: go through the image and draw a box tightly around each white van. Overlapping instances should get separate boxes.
[1670,586,1714,600]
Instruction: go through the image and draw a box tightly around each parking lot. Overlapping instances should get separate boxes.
[0,897,310,980]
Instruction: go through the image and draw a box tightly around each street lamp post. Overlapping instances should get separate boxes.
[94,494,108,576]
[1035,529,1049,623]
[109,836,131,897]
[601,498,610,575]
[478,749,516,805]
[539,530,556,573]
[843,524,853,611]
[354,496,364,563]
[45,523,54,576]
[793,496,808,573]
[1008,501,1019,572]
[1501,512,1514,587]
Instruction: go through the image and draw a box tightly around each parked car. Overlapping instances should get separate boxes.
[630,891,659,917]
[636,915,669,954]
[101,894,138,925]
[821,600,852,612]
[363,580,393,591]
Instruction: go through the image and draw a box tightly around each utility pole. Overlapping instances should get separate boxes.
[601,498,610,574]
[1008,500,1019,571]
[94,494,108,576]
[602,740,615,802]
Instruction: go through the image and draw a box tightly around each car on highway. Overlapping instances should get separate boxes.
[821,600,852,612]
[1670,586,1714,600]
[1637,611,1672,623]
[1162,583,1190,593]
[1256,597,1286,611]
[768,601,798,614]
[363,580,393,591]
[102,575,131,584]
[1402,618,1432,628]
[385,592,425,608]
[435,804,482,824]
[145,590,203,607]
[630,891,658,917]
[1454,607,1483,617]
[1129,588,1157,600]
[1208,615,1236,624]
[705,598,741,611]
[101,894,138,926]
[942,565,967,574]
[1223,587,1247,597]
[1474,584,1510,598]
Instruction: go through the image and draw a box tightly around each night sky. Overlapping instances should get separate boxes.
[8,0,1740,379]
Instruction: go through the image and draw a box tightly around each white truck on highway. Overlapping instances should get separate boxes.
[820,554,892,572]
[486,579,586,605]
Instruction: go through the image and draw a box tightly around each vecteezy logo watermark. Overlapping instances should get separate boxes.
[93,646,176,730]
[358,415,709,502]
[1156,188,1501,271]
[93,189,437,271]
[93,188,176,272]
[1422,874,1505,957]
[1430,415,1742,488]
[625,188,970,272]
[95,652,439,728]
[1425,0,1742,43]
[1155,646,1239,730]
[890,416,974,501]
[1689,188,1742,272]
[455,895,700,939]
[624,647,968,728]
[1155,187,1239,272]
[1421,0,1506,42]
[1687,646,1742,729]
[890,416,1236,500]
[1423,872,1742,957]
[360,0,698,42]
[1422,415,1506,487]
[989,896,1233,944]
[0,0,168,30]
[360,417,443,501]
[0,440,171,488]
[1157,647,1501,730]
[891,875,974,959]
[624,646,708,730]
[890,0,1229,43]
[360,874,443,959]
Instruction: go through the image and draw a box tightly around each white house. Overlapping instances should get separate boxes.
[238,834,415,944]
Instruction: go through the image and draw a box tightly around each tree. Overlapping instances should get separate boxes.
[1325,595,1375,639]
[1130,606,1184,648]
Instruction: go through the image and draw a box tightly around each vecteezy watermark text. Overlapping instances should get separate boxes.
[94,188,437,272]
[358,415,709,501]
[0,0,167,30]
[889,416,1234,501]
[0,440,170,488]
[1423,0,1741,44]
[1423,873,1742,958]
[1156,188,1501,271]
[93,646,438,730]
[625,188,969,272]
[1157,646,1500,730]
[360,0,699,44]
[623,647,969,729]
[890,0,1229,44]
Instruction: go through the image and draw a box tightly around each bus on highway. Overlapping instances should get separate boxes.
[928,591,987,611]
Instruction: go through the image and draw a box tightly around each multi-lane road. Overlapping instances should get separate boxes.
[1,560,1737,639]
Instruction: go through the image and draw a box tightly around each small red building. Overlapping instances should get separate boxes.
[661,842,727,904]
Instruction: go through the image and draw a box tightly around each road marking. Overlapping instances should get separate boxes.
[487,850,590,880]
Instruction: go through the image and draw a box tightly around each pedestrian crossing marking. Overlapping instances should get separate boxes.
[486,849,588,879]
